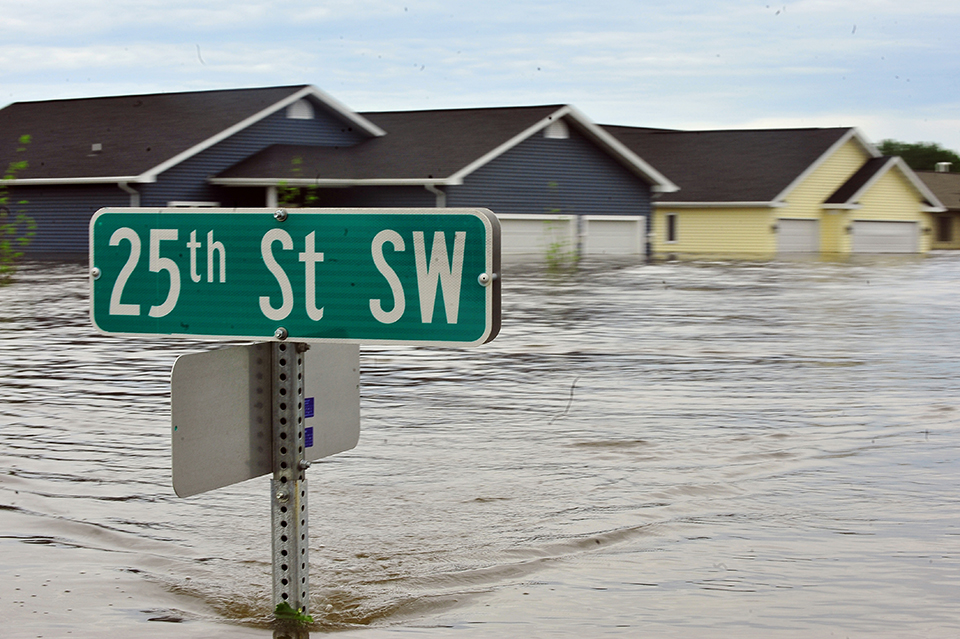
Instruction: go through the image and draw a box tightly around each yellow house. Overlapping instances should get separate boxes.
[603,127,945,258]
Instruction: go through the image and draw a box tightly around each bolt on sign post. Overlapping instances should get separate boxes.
[90,207,501,624]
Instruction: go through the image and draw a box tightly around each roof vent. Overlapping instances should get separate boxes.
[544,120,569,139]
[286,99,315,120]
[88,143,103,157]
[935,161,952,173]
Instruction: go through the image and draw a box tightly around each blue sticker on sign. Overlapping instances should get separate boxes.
[304,397,314,418]
[305,426,314,448]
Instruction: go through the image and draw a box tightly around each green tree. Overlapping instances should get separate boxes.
[877,139,960,172]
[0,134,36,285]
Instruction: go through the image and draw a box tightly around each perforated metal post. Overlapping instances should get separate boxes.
[270,341,310,616]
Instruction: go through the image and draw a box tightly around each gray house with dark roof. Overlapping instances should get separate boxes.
[0,85,676,258]
[916,168,960,249]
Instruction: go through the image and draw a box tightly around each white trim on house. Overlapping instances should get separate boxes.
[654,201,786,208]
[209,177,451,187]
[1,176,151,185]
[445,105,679,193]
[139,86,385,183]
[771,128,879,204]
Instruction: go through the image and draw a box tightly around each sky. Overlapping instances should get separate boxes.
[3,0,959,151]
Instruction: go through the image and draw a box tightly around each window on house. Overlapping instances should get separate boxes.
[543,120,569,139]
[286,99,315,120]
[666,213,677,243]
[936,215,953,243]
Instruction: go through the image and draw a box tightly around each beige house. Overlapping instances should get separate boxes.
[604,126,946,258]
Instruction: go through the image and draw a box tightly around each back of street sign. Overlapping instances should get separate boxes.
[171,342,360,498]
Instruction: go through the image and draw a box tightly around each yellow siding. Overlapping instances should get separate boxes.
[820,211,851,254]
[854,168,933,252]
[930,213,960,250]
[652,208,776,258]
[651,137,936,256]
[779,139,872,218]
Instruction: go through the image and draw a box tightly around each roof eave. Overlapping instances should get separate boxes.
[836,156,948,210]
[210,177,454,187]
[446,105,679,193]
[654,201,783,209]
[0,175,154,185]
[139,85,385,182]
[772,127,875,203]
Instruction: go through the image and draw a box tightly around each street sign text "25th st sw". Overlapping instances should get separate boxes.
[90,208,501,346]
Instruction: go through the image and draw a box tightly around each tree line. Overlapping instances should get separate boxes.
[878,140,960,172]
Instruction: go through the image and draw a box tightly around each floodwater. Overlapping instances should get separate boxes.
[1,254,959,638]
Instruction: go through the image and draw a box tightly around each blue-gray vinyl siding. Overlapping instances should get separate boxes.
[139,107,368,207]
[11,184,129,257]
[446,128,652,219]
[21,103,369,255]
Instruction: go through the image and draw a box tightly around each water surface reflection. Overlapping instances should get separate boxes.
[1,255,958,637]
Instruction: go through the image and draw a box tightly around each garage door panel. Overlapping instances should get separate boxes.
[778,219,819,253]
[498,214,577,255]
[852,221,918,253]
[582,216,645,255]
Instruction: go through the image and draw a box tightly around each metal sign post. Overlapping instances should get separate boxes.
[90,207,502,628]
[270,341,310,617]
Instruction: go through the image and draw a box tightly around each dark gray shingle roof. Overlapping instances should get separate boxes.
[917,170,960,211]
[216,105,568,181]
[0,85,311,180]
[602,126,855,203]
[824,156,895,205]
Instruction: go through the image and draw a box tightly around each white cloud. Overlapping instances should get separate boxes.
[1,0,957,150]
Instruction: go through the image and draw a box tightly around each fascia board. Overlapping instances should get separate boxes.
[841,156,897,204]
[892,157,947,210]
[840,157,947,210]
[445,106,679,193]
[446,106,575,184]
[772,128,878,203]
[564,105,679,193]
[210,177,452,187]
[138,85,385,183]
[301,86,387,138]
[1,175,153,185]
[654,201,782,209]
[822,203,862,210]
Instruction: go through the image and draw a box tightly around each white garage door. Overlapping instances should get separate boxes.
[852,221,918,253]
[777,219,820,253]
[582,216,645,256]
[497,214,578,256]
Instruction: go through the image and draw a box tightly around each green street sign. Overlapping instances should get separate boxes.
[90,208,501,346]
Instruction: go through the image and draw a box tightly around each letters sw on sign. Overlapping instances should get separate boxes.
[89,208,501,346]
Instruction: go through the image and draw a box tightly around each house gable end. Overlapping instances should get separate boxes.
[448,106,677,193]
[826,156,946,211]
[446,123,653,218]
[0,85,382,184]
[774,128,879,204]
[139,107,368,206]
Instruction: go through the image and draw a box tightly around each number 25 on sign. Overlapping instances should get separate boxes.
[90,208,501,346]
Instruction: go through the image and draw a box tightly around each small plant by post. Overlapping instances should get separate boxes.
[0,134,36,285]
[277,156,319,208]
[543,180,578,273]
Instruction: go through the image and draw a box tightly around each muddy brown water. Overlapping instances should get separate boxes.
[1,255,958,638]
